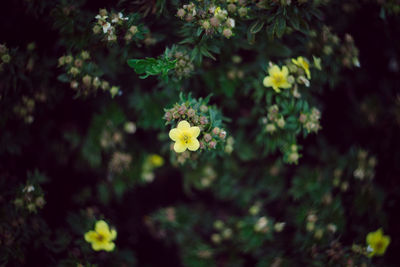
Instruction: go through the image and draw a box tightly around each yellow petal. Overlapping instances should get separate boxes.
[174,141,187,153]
[263,76,272,87]
[187,138,200,151]
[169,128,181,141]
[187,126,200,138]
[104,242,115,251]
[282,66,289,76]
[110,229,117,240]
[177,120,190,130]
[268,65,280,76]
[84,231,97,242]
[272,85,281,93]
[92,242,104,251]
[281,81,292,89]
[95,220,109,234]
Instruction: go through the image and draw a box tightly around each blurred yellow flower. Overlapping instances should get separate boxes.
[292,56,311,79]
[84,220,117,252]
[366,228,390,257]
[169,120,200,153]
[263,65,292,93]
[149,154,164,167]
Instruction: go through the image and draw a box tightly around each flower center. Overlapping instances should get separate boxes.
[96,233,105,242]
[375,241,383,251]
[181,134,190,144]
[273,74,283,84]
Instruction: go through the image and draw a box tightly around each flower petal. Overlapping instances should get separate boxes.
[177,120,191,130]
[268,65,279,76]
[110,229,117,240]
[282,66,289,76]
[169,128,181,141]
[187,138,200,151]
[174,141,187,153]
[95,220,109,234]
[263,77,272,87]
[84,231,97,242]
[187,126,200,138]
[104,242,115,252]
[92,242,104,251]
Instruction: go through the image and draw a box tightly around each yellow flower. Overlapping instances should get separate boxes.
[263,65,292,93]
[292,56,311,79]
[84,220,117,252]
[149,154,164,167]
[366,228,390,257]
[169,120,200,153]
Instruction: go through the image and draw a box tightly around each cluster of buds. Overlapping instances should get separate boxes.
[284,144,301,164]
[13,184,45,213]
[211,220,233,244]
[93,9,129,42]
[353,149,376,180]
[299,107,322,134]
[12,95,41,124]
[198,165,217,188]
[340,34,360,68]
[332,168,350,192]
[170,50,194,78]
[0,44,11,71]
[262,104,286,134]
[225,136,234,154]
[254,216,270,233]
[58,51,120,97]
[310,26,359,69]
[305,212,324,239]
[100,126,124,150]
[108,151,132,174]
[177,2,241,39]
[227,56,244,79]
[142,154,164,182]
[174,150,196,165]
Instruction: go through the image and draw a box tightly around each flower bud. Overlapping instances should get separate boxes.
[211,233,221,244]
[1,54,11,63]
[209,141,217,149]
[129,25,139,35]
[227,4,236,13]
[82,75,92,88]
[101,81,110,90]
[223,28,233,38]
[69,67,80,76]
[177,8,186,18]
[93,25,101,34]
[219,130,226,139]
[92,77,101,89]
[238,7,248,17]
[124,122,136,134]
[70,80,79,89]
[204,133,212,142]
[265,123,276,133]
[274,222,286,232]
[210,17,220,27]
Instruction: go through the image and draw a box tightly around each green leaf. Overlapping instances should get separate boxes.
[249,20,265,34]
[127,56,176,80]
[275,17,286,38]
